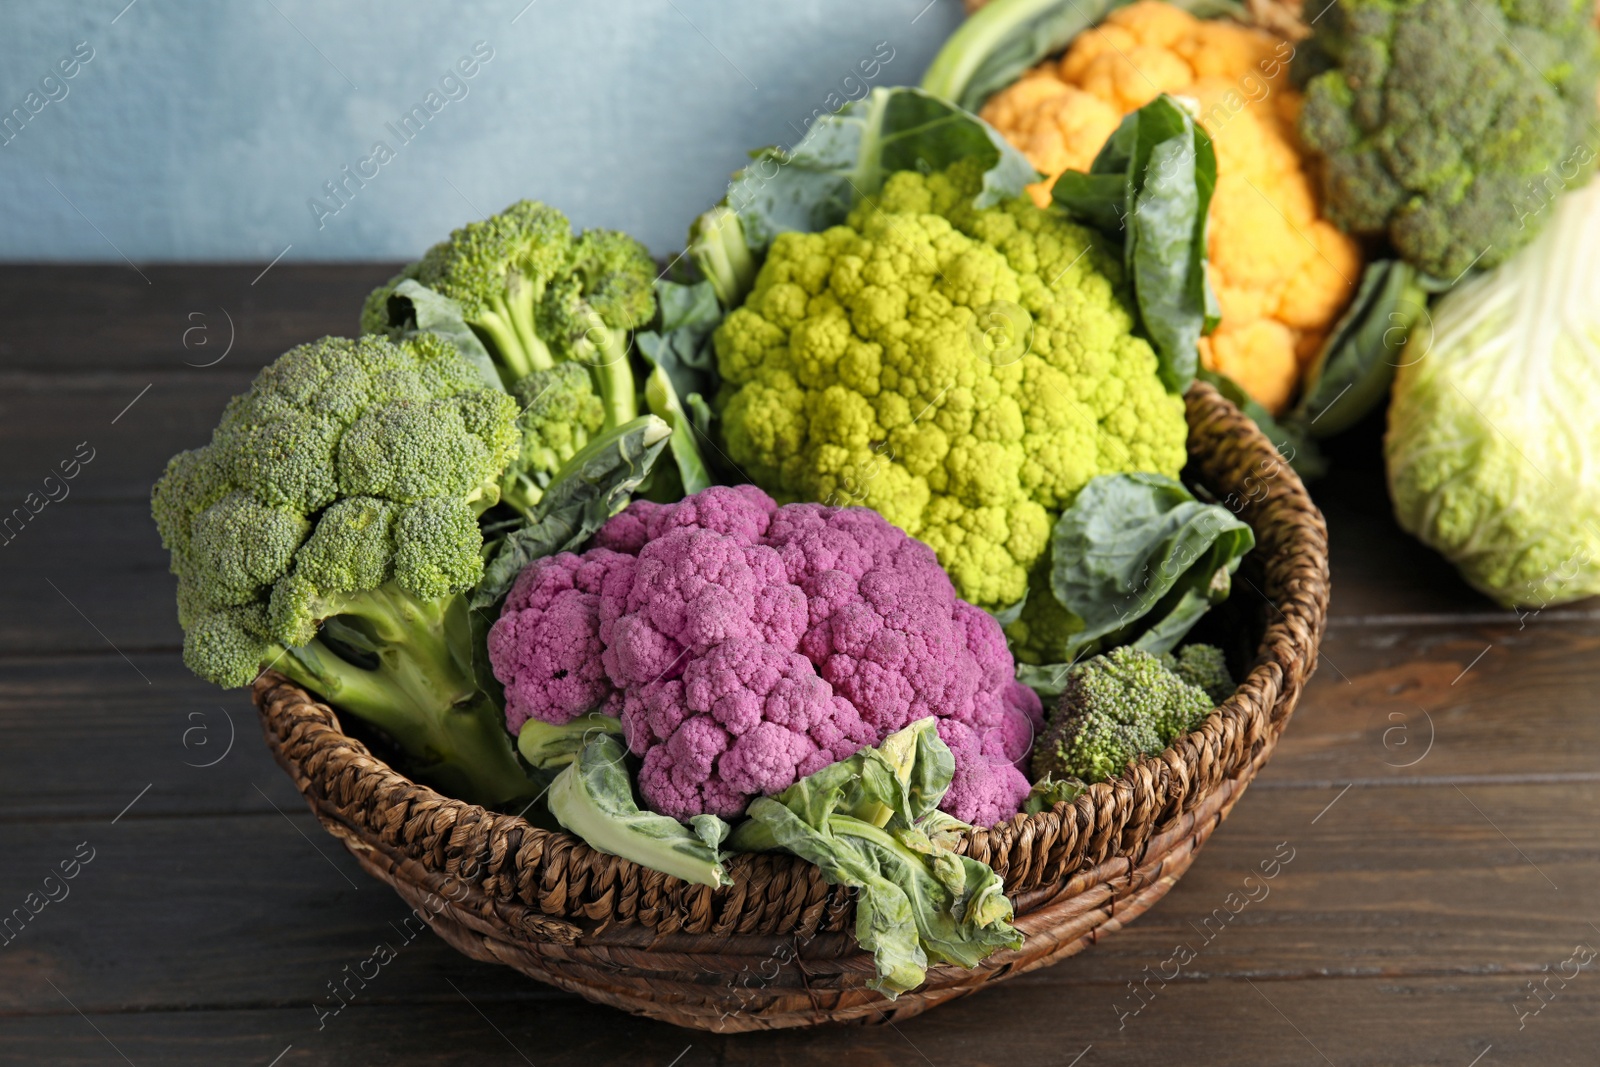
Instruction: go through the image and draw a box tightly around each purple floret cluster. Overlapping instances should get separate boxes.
[487,485,1043,826]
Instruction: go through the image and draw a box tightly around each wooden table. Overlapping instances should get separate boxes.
[3,265,1595,1066]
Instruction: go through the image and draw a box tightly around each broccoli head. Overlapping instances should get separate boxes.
[1163,643,1236,705]
[1297,0,1600,279]
[1030,646,1217,783]
[151,334,536,805]
[499,363,607,515]
[712,164,1188,611]
[361,200,657,431]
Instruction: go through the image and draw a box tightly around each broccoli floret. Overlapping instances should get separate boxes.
[362,200,656,433]
[500,363,607,515]
[541,228,656,428]
[151,334,538,806]
[1163,644,1236,705]
[1297,0,1600,279]
[1030,646,1215,783]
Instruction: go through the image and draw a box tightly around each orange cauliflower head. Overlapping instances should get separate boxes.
[978,0,1363,413]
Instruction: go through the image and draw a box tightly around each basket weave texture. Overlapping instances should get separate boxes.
[253,382,1328,1031]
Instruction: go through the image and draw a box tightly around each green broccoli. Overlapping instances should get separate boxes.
[361,200,656,435]
[1297,0,1600,280]
[152,334,538,806]
[1163,643,1236,705]
[1030,646,1216,784]
[500,363,607,515]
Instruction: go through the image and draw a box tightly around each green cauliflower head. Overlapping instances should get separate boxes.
[713,166,1188,610]
[1297,0,1600,280]
[1385,175,1600,608]
[151,334,519,686]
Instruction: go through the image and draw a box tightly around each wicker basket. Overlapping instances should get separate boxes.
[253,382,1328,1031]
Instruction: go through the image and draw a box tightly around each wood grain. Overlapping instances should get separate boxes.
[0,264,395,374]
[1,780,1590,1015]
[3,975,1590,1067]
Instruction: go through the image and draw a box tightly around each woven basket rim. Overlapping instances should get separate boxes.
[252,380,1329,952]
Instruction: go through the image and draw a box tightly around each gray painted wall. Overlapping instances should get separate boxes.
[0,0,960,262]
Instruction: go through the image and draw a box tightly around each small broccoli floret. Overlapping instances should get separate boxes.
[411,200,573,379]
[539,228,656,427]
[362,200,657,430]
[500,363,608,516]
[1297,0,1600,279]
[151,334,538,806]
[1030,647,1214,783]
[336,396,516,506]
[1164,644,1235,704]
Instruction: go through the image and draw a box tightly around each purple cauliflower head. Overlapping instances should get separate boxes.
[488,485,1041,825]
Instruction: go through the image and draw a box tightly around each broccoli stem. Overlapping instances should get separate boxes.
[687,206,757,308]
[477,287,555,383]
[503,278,551,373]
[268,587,539,807]
[589,326,638,429]
[471,309,531,382]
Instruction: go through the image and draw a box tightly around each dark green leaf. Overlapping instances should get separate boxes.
[1052,96,1217,393]
[384,279,506,392]
[473,416,671,609]
[1128,124,1212,389]
[1049,472,1254,658]
[1293,259,1428,438]
[1049,170,1128,231]
[700,87,1037,260]
[636,279,722,496]
[1014,661,1076,698]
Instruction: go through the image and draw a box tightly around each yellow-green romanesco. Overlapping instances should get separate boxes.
[713,165,1188,611]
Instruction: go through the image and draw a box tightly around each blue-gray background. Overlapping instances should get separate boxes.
[0,0,960,262]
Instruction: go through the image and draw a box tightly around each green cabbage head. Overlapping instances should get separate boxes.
[1385,177,1600,608]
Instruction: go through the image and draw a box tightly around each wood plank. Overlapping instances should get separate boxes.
[9,491,1521,659]
[0,502,181,657]
[3,972,1589,1066]
[0,264,398,374]
[1265,615,1600,784]
[0,1003,701,1067]
[0,371,264,503]
[718,972,1593,1067]
[0,782,1591,1016]
[7,608,1600,822]
[0,655,280,820]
